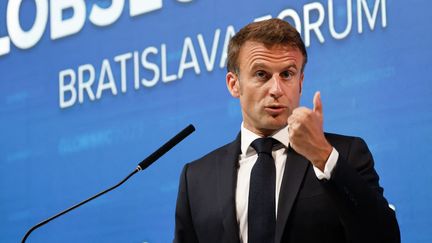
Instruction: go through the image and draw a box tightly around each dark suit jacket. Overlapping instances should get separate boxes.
[174,133,400,243]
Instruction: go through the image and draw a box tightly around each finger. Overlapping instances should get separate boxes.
[287,115,299,129]
[289,110,301,122]
[287,114,295,126]
[313,91,323,115]
[292,107,310,115]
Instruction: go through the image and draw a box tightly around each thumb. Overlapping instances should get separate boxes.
[313,91,323,115]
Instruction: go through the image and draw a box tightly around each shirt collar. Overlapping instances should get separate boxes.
[240,122,289,156]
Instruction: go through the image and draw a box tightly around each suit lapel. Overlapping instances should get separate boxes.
[275,146,310,243]
[217,134,241,243]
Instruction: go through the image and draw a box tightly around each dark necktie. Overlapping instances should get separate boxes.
[248,137,278,243]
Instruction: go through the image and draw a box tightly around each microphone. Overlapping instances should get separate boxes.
[22,124,195,243]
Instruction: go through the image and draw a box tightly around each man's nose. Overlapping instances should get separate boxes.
[269,75,283,98]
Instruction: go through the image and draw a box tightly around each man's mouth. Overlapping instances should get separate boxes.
[264,104,287,115]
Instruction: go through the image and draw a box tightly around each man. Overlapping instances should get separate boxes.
[174,19,400,243]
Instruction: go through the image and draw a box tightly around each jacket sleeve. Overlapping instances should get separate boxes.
[173,164,199,243]
[322,136,400,243]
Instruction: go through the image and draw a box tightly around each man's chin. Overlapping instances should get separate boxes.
[267,117,288,129]
[259,120,287,134]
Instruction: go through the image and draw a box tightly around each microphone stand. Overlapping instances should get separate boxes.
[22,124,195,243]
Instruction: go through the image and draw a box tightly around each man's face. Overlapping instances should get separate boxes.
[226,41,304,136]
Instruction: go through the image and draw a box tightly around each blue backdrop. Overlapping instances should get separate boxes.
[1,0,431,242]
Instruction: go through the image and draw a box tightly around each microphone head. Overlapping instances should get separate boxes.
[137,124,195,170]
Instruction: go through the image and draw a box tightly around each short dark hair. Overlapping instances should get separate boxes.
[227,18,307,73]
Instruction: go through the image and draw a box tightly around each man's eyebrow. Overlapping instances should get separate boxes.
[250,62,269,70]
[250,63,299,71]
[284,64,299,70]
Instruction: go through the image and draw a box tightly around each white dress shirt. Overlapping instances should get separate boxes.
[235,123,339,243]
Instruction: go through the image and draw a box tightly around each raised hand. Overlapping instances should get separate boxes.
[287,91,333,171]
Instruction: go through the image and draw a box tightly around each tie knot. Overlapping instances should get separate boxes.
[251,137,278,155]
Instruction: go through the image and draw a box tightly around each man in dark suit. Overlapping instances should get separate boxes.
[174,19,400,243]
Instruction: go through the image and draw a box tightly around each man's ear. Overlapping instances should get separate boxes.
[226,71,240,98]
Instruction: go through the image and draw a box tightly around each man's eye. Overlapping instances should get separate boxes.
[255,71,268,79]
[281,71,293,79]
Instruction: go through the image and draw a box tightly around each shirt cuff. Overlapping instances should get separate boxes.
[313,147,339,180]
